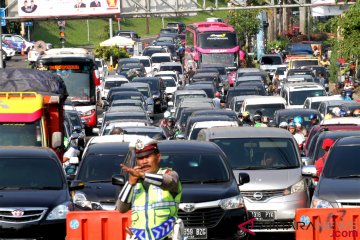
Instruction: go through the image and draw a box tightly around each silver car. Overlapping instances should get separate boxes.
[197,127,310,232]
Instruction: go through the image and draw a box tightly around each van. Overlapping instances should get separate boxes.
[197,127,310,232]
[241,96,286,119]
[303,95,343,110]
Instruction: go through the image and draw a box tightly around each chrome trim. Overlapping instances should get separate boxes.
[179,200,221,211]
[0,207,47,224]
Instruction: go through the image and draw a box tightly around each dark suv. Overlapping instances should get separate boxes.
[115,141,250,240]
[0,147,78,240]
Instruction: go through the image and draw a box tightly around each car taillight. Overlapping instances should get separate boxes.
[93,69,100,86]
[157,34,160,37]
[83,109,96,117]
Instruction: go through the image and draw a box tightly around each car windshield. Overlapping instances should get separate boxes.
[201,53,236,68]
[311,102,321,110]
[198,32,237,49]
[112,94,142,101]
[160,153,229,182]
[152,56,171,63]
[175,94,206,107]
[105,81,126,89]
[104,114,147,123]
[143,48,166,57]
[246,104,285,117]
[139,59,150,67]
[323,145,360,178]
[160,66,183,74]
[0,120,43,147]
[293,60,319,68]
[277,113,316,130]
[0,158,64,189]
[163,78,176,87]
[136,87,150,97]
[276,69,285,75]
[67,112,82,127]
[78,154,126,182]
[289,90,326,105]
[211,138,299,169]
[111,102,142,108]
[261,56,282,65]
[234,101,243,112]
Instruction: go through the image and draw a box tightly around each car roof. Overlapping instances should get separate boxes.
[112,91,142,96]
[192,109,237,116]
[105,111,146,116]
[112,99,143,104]
[193,72,219,77]
[174,90,207,95]
[86,142,129,154]
[185,84,214,90]
[237,68,262,73]
[131,56,151,60]
[105,75,129,81]
[157,140,222,154]
[322,100,351,106]
[320,117,360,125]
[134,77,160,82]
[193,121,238,128]
[155,71,178,75]
[151,53,172,57]
[122,63,144,67]
[0,147,58,158]
[335,136,360,146]
[305,95,343,102]
[88,135,149,145]
[122,126,163,132]
[243,96,286,104]
[188,115,232,122]
[122,82,150,88]
[160,62,182,67]
[200,126,293,139]
[107,106,144,112]
[275,108,320,115]
[284,83,324,90]
[119,58,140,63]
[231,95,260,102]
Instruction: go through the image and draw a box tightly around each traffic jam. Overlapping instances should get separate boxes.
[1,19,360,240]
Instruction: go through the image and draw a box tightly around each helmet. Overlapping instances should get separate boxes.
[293,116,303,124]
[279,122,288,129]
[295,122,302,128]
[353,109,360,117]
[332,107,341,117]
[253,114,261,122]
[215,92,221,98]
[261,116,270,124]
[164,111,171,118]
[288,122,296,128]
[242,111,250,117]
[324,113,333,119]
[339,109,347,117]
[322,138,335,151]
[309,114,317,120]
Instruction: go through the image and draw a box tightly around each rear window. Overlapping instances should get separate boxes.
[78,154,126,182]
[289,90,326,105]
[323,145,360,178]
[152,56,171,63]
[211,138,299,169]
[142,48,166,57]
[246,104,285,117]
[292,60,319,68]
[139,59,150,67]
[0,158,64,189]
[104,114,146,123]
[105,81,126,89]
[261,56,282,65]
[160,66,183,74]
[160,152,229,182]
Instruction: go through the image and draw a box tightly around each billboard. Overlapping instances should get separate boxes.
[311,0,355,16]
[18,0,120,19]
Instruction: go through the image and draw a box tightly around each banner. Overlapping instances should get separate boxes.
[18,0,120,18]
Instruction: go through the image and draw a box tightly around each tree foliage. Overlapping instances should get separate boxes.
[227,9,261,45]
[93,46,129,65]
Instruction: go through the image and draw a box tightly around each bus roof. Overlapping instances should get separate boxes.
[40,48,92,60]
[188,22,235,33]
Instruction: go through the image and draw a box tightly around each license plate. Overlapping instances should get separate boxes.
[249,211,275,221]
[184,228,207,239]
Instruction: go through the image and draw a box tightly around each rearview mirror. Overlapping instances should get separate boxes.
[238,173,250,185]
[112,174,126,186]
[302,165,317,177]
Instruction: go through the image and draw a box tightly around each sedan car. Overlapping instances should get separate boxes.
[116,140,250,240]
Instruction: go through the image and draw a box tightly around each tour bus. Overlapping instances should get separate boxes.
[185,22,240,86]
[36,48,100,132]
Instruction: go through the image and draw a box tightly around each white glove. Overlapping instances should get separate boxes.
[172,218,185,240]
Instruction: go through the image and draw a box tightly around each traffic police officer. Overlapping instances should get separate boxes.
[116,137,182,240]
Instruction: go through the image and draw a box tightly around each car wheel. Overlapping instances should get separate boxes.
[1,50,6,61]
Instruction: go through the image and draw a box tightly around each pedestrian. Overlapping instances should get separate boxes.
[314,138,334,179]
[271,74,281,95]
[116,137,183,240]
[212,92,222,109]
[186,66,195,84]
[319,73,326,88]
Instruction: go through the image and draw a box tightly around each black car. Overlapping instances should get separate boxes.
[116,58,140,74]
[273,109,321,130]
[0,147,79,239]
[115,141,250,240]
[72,142,129,211]
[192,72,221,91]
[184,83,216,98]
[305,136,360,208]
[177,107,214,131]
[64,110,86,149]
[133,77,167,113]
[199,64,228,88]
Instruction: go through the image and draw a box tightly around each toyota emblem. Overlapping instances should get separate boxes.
[11,209,24,217]
[183,203,195,213]
[253,192,263,201]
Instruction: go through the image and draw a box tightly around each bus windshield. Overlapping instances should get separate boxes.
[200,53,236,67]
[198,32,237,49]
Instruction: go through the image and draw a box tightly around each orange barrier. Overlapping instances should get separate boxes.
[295,208,360,240]
[66,211,131,240]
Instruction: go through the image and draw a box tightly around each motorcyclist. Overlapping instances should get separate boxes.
[343,75,354,91]
[341,90,353,101]
[309,114,319,126]
[288,122,305,149]
[240,111,253,126]
[353,109,360,117]
[63,132,80,174]
[185,66,195,84]
[212,92,222,109]
[279,121,288,130]
[314,138,335,179]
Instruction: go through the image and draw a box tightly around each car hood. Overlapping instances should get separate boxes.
[80,182,118,204]
[180,180,239,203]
[165,87,177,94]
[317,178,360,202]
[233,168,302,191]
[0,189,69,207]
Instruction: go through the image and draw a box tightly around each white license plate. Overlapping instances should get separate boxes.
[249,210,275,221]
[184,227,207,239]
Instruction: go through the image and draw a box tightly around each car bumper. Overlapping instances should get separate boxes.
[81,111,97,128]
[244,191,309,232]
[0,219,66,239]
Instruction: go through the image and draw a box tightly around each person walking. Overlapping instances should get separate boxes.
[116,137,183,240]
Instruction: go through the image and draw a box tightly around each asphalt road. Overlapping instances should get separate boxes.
[3,55,296,240]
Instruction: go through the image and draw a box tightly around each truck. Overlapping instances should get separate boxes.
[0,69,68,159]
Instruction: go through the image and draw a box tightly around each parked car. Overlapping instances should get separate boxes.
[0,147,80,239]
[1,40,16,60]
[115,140,250,239]
[1,34,34,53]
[198,127,310,232]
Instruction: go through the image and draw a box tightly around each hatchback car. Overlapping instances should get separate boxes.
[116,140,250,240]
[197,127,310,232]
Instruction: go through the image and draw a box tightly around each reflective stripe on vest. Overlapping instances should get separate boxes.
[131,168,182,240]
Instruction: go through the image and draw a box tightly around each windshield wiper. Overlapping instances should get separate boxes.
[233,166,265,170]
[335,175,360,179]
[0,187,20,190]
[181,179,201,183]
[88,179,112,183]
[201,179,227,183]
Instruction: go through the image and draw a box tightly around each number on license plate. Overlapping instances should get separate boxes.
[249,211,275,220]
[184,228,207,239]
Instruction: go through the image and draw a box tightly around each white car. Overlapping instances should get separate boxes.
[151,53,172,72]
[95,58,109,80]
[1,44,15,60]
[154,70,180,85]
[241,96,287,118]
[131,56,153,77]
[303,95,343,110]
[161,76,178,101]
[97,75,129,107]
[188,120,238,140]
[2,34,34,53]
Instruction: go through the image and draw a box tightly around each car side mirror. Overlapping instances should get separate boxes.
[69,157,79,165]
[238,173,250,185]
[112,174,126,186]
[176,134,185,140]
[52,132,62,149]
[69,180,85,191]
[302,165,317,177]
[92,128,100,135]
[73,126,82,133]
[168,101,174,107]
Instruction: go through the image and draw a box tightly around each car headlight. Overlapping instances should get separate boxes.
[73,191,92,209]
[46,201,72,220]
[283,179,306,195]
[311,196,333,208]
[219,195,245,210]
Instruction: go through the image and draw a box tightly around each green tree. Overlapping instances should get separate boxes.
[227,9,261,51]
[93,46,129,66]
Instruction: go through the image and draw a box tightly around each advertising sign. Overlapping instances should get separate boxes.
[0,8,5,26]
[18,0,120,19]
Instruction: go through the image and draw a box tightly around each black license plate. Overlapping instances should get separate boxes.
[249,211,275,221]
[184,227,207,239]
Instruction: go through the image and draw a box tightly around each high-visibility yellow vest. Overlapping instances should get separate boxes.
[131,168,182,240]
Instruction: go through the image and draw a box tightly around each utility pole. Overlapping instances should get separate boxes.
[109,18,113,38]
[299,0,306,35]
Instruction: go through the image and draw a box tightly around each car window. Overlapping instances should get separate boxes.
[246,104,285,117]
[139,59,150,67]
[152,56,171,63]
[323,145,360,178]
[105,81,126,89]
[261,56,282,65]
[159,153,229,182]
[212,138,299,169]
[289,90,326,105]
[0,158,64,189]
[78,154,126,181]
[14,36,23,42]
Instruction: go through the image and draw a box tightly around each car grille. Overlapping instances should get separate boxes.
[178,208,224,228]
[0,208,47,223]
[338,201,360,208]
[242,189,285,201]
[252,220,294,230]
